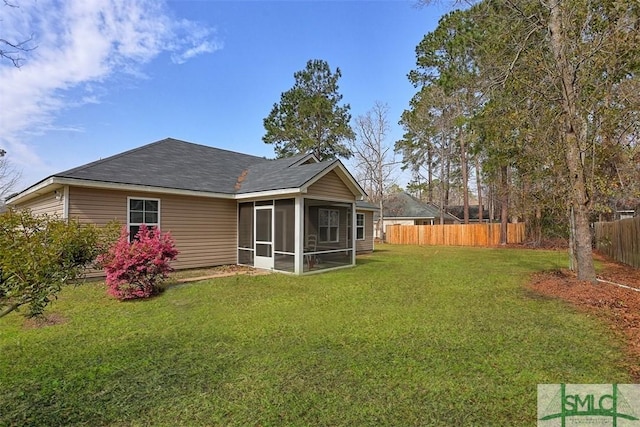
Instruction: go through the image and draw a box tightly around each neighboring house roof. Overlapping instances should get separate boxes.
[355,201,379,211]
[446,205,489,221]
[382,192,460,221]
[7,138,366,205]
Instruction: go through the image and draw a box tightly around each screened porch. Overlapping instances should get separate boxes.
[237,197,356,274]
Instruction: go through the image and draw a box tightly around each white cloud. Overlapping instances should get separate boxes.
[0,0,221,188]
[172,40,222,65]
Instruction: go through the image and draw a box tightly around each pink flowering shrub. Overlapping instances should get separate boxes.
[97,225,179,300]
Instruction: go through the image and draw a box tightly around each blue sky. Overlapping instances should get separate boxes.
[1,0,446,191]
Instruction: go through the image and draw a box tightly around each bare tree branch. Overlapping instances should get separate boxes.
[0,34,35,67]
[1,1,36,67]
[349,102,398,238]
[0,154,22,202]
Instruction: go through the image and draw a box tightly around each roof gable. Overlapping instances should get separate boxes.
[237,158,365,199]
[237,159,332,194]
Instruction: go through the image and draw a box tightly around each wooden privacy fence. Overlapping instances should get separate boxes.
[386,223,526,246]
[594,217,640,268]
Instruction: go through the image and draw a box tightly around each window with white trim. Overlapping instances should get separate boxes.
[318,208,339,243]
[356,213,365,240]
[128,198,159,240]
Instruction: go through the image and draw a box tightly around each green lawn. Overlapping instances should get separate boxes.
[0,245,632,426]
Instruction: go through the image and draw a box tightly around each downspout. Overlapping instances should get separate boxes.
[63,185,69,220]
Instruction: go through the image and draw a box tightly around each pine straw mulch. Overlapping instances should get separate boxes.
[169,264,270,284]
[23,312,68,329]
[528,252,640,380]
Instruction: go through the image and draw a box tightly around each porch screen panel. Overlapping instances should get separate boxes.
[305,201,319,238]
[238,202,254,266]
[238,249,253,265]
[302,199,355,273]
[238,202,253,248]
[275,199,294,253]
[318,208,339,243]
[275,255,294,273]
[340,206,351,248]
[255,209,271,242]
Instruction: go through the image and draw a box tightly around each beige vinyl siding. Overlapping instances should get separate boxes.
[162,194,237,270]
[356,210,374,253]
[15,191,64,217]
[68,187,127,225]
[306,170,355,201]
[68,186,237,271]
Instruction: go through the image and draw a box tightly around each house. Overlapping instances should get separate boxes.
[377,191,460,239]
[6,138,377,275]
[446,205,490,223]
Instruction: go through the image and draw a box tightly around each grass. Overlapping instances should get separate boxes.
[0,245,633,426]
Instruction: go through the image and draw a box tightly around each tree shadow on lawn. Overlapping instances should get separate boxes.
[355,256,381,267]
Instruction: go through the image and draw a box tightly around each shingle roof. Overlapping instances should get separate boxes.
[53,138,338,195]
[355,200,379,210]
[383,192,459,221]
[446,205,489,221]
[238,159,339,194]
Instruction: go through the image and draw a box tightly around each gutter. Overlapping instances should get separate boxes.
[6,177,235,206]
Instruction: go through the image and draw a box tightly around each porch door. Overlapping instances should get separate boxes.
[254,205,274,269]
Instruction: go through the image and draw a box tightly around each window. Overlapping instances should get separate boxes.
[318,208,339,243]
[346,211,364,242]
[128,198,159,239]
[356,213,365,240]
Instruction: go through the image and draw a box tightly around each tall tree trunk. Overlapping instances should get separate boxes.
[427,146,434,203]
[475,157,483,223]
[443,143,451,213]
[439,144,451,225]
[444,172,450,219]
[565,133,595,280]
[488,183,495,222]
[459,132,470,224]
[535,204,542,246]
[548,0,596,282]
[379,199,384,241]
[500,165,509,245]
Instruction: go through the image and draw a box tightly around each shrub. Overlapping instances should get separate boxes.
[0,209,105,319]
[98,225,178,300]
